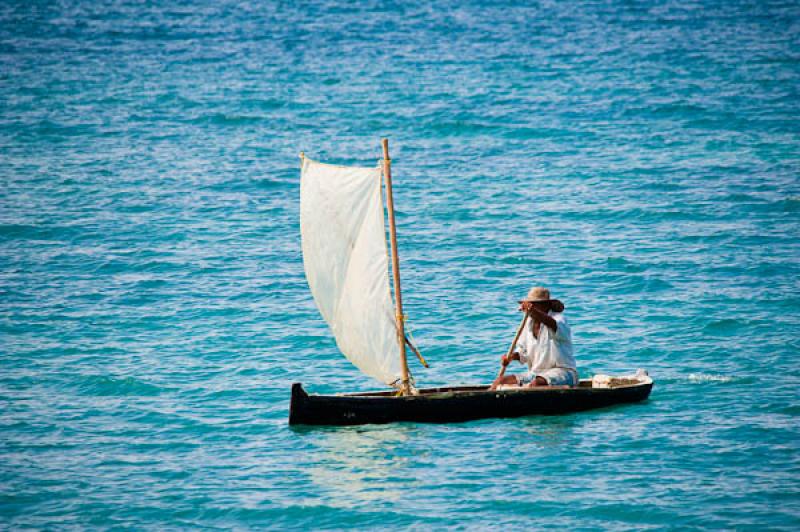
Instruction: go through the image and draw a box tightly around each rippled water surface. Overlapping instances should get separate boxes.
[2,0,800,528]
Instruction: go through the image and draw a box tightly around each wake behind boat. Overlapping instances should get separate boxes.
[291,139,652,426]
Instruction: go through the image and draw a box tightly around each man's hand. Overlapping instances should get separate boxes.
[501,352,520,366]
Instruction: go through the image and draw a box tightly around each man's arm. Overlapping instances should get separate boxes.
[526,306,557,332]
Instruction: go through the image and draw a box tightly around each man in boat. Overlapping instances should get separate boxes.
[490,287,578,389]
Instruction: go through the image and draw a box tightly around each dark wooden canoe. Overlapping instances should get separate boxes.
[289,376,653,426]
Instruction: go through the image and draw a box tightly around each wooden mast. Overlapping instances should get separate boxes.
[381,138,411,395]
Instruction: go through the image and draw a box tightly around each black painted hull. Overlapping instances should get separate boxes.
[289,379,653,426]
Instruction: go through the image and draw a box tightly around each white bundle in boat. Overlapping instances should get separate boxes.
[592,369,649,388]
[300,157,403,387]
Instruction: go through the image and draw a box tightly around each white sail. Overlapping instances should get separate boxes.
[300,157,402,386]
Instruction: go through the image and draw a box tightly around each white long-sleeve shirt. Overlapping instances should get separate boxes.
[515,311,576,373]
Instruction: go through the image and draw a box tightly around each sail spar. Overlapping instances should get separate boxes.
[300,157,403,386]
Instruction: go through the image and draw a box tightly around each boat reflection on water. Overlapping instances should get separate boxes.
[512,416,578,448]
[292,414,579,508]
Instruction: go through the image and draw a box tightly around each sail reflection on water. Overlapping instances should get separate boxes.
[306,426,415,507]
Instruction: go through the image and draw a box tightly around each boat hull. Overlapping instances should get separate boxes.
[289,379,653,426]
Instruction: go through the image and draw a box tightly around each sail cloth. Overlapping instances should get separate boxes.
[300,157,403,387]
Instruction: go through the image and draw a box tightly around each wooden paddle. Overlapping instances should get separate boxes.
[490,311,530,390]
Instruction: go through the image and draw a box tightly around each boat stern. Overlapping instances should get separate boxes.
[289,382,309,425]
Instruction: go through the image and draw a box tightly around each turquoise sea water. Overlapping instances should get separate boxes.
[2,0,800,528]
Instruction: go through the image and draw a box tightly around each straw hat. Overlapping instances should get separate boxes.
[521,286,565,311]
[521,286,552,303]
